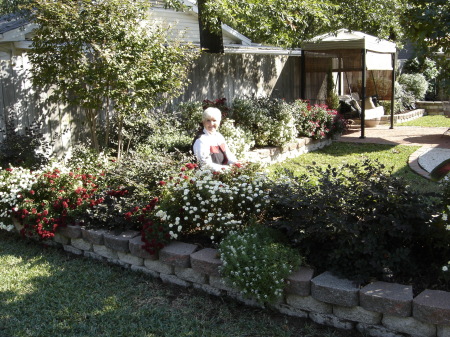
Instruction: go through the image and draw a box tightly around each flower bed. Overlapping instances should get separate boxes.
[44,225,450,337]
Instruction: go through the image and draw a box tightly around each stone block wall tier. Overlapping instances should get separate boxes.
[159,241,199,268]
[285,267,315,296]
[81,228,109,245]
[311,271,359,307]
[103,230,140,253]
[190,248,222,276]
[360,281,413,317]
[57,224,83,238]
[413,289,450,326]
[129,236,157,260]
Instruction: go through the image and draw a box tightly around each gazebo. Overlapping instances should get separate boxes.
[300,29,397,138]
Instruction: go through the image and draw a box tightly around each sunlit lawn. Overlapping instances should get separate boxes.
[0,231,361,337]
[397,115,450,127]
[268,142,440,196]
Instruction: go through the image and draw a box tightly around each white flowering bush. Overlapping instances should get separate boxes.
[230,97,297,147]
[219,226,301,304]
[141,162,269,252]
[219,119,255,160]
[0,167,38,231]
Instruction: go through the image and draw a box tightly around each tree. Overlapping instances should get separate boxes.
[402,0,449,56]
[198,0,406,48]
[27,0,198,156]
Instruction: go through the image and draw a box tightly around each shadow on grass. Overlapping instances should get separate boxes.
[0,231,363,337]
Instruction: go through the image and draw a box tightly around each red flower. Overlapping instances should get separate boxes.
[159,181,167,186]
[5,168,12,172]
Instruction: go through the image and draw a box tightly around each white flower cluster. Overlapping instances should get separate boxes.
[155,168,269,241]
[0,167,39,231]
[219,228,299,304]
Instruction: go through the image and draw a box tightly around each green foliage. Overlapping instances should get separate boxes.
[176,101,204,135]
[27,0,197,154]
[269,160,447,285]
[13,168,102,240]
[219,225,301,304]
[402,0,449,56]
[0,120,51,170]
[230,97,297,147]
[69,144,191,231]
[200,0,404,48]
[398,73,429,101]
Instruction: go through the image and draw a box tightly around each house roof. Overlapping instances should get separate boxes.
[0,13,28,34]
[303,29,396,54]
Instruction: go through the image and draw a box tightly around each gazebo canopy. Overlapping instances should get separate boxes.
[300,29,397,137]
[303,29,396,54]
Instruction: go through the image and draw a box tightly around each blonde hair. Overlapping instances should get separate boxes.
[202,107,222,121]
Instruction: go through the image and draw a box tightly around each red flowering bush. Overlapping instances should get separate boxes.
[13,168,101,240]
[293,100,346,140]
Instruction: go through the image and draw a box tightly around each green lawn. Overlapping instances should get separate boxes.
[0,231,361,337]
[268,142,440,196]
[397,115,450,127]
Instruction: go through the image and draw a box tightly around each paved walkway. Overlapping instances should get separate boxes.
[336,125,450,179]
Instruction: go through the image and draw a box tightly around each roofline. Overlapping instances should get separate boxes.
[180,0,253,46]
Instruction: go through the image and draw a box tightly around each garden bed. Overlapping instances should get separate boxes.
[41,225,450,337]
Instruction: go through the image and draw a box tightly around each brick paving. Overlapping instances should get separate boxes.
[337,125,450,178]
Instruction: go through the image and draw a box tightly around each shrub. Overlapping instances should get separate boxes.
[292,101,340,140]
[0,120,51,170]
[269,160,447,285]
[398,73,429,102]
[0,167,37,232]
[13,167,101,240]
[141,162,269,253]
[219,119,255,160]
[176,101,204,135]
[230,97,296,147]
[219,225,301,304]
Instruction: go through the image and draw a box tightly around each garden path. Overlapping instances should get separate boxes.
[337,125,450,179]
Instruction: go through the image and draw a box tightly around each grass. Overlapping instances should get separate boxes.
[0,231,362,337]
[268,142,441,196]
[397,115,450,127]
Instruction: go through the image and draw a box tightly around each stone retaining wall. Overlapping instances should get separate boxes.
[379,109,426,125]
[245,137,332,164]
[415,101,450,116]
[52,226,450,337]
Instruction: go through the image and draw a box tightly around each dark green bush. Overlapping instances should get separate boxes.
[269,160,448,286]
[0,120,51,169]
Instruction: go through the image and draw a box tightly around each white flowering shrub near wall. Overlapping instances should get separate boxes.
[219,226,301,304]
[219,119,255,161]
[146,162,269,244]
[0,167,38,231]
